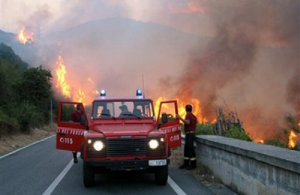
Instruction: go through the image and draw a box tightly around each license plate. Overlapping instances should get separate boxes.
[148,159,167,166]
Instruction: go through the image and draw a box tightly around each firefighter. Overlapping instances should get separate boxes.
[119,105,131,117]
[176,104,197,170]
[70,104,82,163]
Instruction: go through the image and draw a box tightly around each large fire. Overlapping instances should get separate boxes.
[55,55,102,105]
[55,55,87,104]
[56,55,71,97]
[18,26,34,44]
[54,56,298,149]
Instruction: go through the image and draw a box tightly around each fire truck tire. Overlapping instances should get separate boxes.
[154,165,168,185]
[168,147,171,157]
[80,144,84,159]
[83,163,95,187]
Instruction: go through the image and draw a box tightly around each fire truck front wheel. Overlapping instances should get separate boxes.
[154,165,168,185]
[83,162,95,187]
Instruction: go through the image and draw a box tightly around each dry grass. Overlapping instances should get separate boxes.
[0,123,56,155]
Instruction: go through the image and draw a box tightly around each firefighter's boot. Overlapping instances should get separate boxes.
[186,160,196,170]
[179,159,189,169]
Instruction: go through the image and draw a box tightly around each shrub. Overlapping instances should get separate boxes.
[196,122,216,135]
[10,102,41,133]
[224,126,252,141]
[0,109,19,135]
[265,135,288,148]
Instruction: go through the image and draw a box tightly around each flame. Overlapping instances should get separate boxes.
[18,27,34,44]
[155,96,214,123]
[177,98,209,123]
[93,90,100,95]
[260,140,264,144]
[288,130,297,148]
[88,77,95,85]
[253,139,264,144]
[154,97,167,115]
[55,55,99,105]
[75,89,85,103]
[55,55,86,103]
[56,55,71,97]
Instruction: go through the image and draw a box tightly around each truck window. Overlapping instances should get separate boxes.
[92,100,154,118]
[159,103,176,122]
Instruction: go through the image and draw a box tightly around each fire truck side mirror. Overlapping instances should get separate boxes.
[161,113,168,124]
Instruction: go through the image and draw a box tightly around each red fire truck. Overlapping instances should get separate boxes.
[56,89,181,187]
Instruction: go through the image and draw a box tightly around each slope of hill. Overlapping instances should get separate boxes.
[40,18,209,97]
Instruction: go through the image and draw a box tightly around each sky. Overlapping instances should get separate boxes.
[0,0,213,36]
[0,0,299,141]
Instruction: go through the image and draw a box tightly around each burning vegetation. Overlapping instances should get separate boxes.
[55,55,99,105]
[55,55,86,103]
[10,1,298,151]
[160,0,300,149]
[17,26,34,44]
[53,52,299,150]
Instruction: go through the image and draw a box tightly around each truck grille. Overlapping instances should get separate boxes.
[106,138,146,156]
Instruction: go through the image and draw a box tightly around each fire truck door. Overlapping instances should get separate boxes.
[157,100,181,148]
[56,102,88,152]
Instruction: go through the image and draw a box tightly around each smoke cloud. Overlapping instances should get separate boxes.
[173,0,299,139]
[1,0,299,140]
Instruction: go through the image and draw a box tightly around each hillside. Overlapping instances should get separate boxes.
[0,18,210,97]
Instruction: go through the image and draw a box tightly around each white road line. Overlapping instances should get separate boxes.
[168,176,187,195]
[42,156,76,195]
[0,135,55,160]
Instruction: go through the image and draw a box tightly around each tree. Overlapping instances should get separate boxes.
[14,66,53,124]
[0,43,28,69]
[0,44,27,106]
[0,43,56,133]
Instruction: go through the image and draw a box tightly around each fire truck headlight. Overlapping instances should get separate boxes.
[149,139,159,149]
[93,141,104,151]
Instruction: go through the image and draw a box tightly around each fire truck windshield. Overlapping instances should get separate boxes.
[92,100,154,119]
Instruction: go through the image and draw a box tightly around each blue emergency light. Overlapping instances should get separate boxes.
[136,89,143,97]
[100,89,106,97]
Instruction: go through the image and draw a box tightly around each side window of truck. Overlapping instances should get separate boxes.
[159,103,176,123]
[60,104,77,122]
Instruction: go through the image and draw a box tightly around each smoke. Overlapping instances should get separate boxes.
[173,0,299,139]
[286,73,300,118]
[1,0,299,139]
[21,4,52,36]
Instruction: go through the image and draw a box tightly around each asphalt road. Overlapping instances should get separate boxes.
[0,136,235,195]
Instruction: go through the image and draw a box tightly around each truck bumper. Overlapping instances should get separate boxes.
[84,159,170,171]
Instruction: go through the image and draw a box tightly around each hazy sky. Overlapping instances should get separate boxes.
[0,0,212,36]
